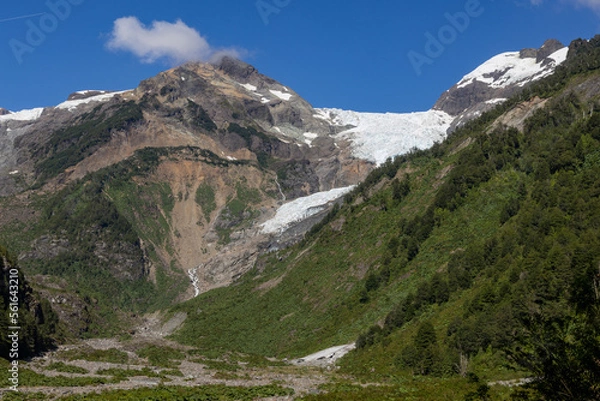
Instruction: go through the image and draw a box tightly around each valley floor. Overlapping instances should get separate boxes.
[1,332,525,401]
[1,335,333,400]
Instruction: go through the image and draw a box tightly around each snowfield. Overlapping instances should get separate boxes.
[261,186,355,234]
[0,108,44,122]
[319,108,453,166]
[457,47,569,89]
[56,90,131,111]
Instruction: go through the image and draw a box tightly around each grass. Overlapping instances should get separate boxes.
[46,362,89,374]
[136,345,185,368]
[195,183,216,222]
[54,384,294,401]
[300,376,515,401]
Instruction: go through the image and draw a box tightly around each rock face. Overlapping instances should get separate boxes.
[434,39,567,130]
[0,108,10,115]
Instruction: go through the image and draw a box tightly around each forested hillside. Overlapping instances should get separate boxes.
[171,37,600,400]
[0,245,59,360]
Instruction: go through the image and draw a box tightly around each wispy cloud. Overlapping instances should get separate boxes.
[531,0,600,11]
[0,12,44,23]
[106,17,243,65]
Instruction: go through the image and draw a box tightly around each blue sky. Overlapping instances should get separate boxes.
[0,0,598,113]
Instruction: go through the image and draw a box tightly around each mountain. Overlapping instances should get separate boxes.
[169,36,600,400]
[1,35,599,400]
[0,39,574,339]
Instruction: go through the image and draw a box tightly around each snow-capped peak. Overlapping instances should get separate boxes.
[456,47,568,90]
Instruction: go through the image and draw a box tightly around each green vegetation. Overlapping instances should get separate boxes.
[0,246,59,359]
[216,181,263,244]
[47,362,89,374]
[300,376,508,401]
[136,345,185,368]
[54,384,293,401]
[35,101,144,183]
[1,366,120,389]
[195,183,216,222]
[186,100,217,132]
[227,123,273,168]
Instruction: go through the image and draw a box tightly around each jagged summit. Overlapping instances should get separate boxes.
[519,39,564,63]
[0,108,10,116]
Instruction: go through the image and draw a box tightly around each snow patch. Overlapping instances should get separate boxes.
[56,90,130,111]
[0,108,44,122]
[486,98,508,105]
[76,90,108,95]
[8,170,19,175]
[240,83,257,92]
[303,132,319,146]
[261,186,355,234]
[548,47,569,65]
[269,90,293,101]
[291,343,356,366]
[320,108,453,166]
[261,97,270,104]
[313,109,345,126]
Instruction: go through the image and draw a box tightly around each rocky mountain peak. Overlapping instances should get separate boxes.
[537,39,565,62]
[135,57,333,142]
[0,108,10,115]
[519,39,564,62]
[216,56,260,81]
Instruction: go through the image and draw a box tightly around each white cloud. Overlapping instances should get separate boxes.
[572,0,600,10]
[106,17,242,64]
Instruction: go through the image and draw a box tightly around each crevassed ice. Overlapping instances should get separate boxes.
[319,108,453,166]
